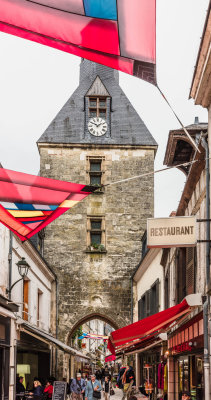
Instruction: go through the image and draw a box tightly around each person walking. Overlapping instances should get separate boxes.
[102,376,111,400]
[85,374,101,400]
[116,365,126,389]
[70,373,86,400]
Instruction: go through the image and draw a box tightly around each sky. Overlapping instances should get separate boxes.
[0,0,209,217]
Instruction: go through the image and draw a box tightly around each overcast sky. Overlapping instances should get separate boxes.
[0,0,209,217]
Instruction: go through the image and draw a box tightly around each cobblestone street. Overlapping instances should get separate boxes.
[110,388,123,400]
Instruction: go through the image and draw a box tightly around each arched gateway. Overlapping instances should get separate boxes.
[37,60,157,379]
[67,313,119,344]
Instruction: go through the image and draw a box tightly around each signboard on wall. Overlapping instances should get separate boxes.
[147,216,197,248]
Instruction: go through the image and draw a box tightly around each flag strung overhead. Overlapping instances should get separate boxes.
[0,0,156,85]
[0,168,97,241]
[78,332,108,340]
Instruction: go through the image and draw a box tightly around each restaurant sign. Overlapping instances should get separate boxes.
[147,216,197,248]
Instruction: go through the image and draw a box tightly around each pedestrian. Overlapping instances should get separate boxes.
[104,368,111,382]
[16,376,25,395]
[85,374,102,400]
[122,366,136,390]
[96,369,102,382]
[70,373,86,400]
[43,379,54,399]
[102,376,111,400]
[181,392,192,400]
[116,365,126,389]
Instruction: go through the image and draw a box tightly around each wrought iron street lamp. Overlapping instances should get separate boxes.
[6,257,30,294]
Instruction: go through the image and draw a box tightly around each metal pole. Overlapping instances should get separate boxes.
[201,136,210,400]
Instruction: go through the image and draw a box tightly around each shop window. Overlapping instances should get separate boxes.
[23,279,29,321]
[88,97,107,118]
[87,216,106,251]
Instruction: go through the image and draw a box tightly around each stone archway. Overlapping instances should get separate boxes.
[66,312,119,346]
[59,312,120,381]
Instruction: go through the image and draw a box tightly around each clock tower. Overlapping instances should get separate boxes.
[37,59,157,378]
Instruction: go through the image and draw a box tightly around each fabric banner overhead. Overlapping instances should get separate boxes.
[78,332,108,340]
[0,168,97,241]
[107,295,202,355]
[0,0,156,85]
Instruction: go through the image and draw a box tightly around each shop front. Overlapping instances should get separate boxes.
[168,312,204,400]
[72,352,91,377]
[0,295,19,400]
[17,330,51,389]
[0,315,10,400]
[135,342,168,400]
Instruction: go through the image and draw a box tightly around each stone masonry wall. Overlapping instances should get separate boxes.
[39,145,155,346]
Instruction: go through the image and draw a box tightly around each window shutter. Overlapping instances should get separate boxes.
[155,279,159,313]
[146,290,150,317]
[186,247,195,295]
[177,248,186,303]
[149,288,154,315]
[138,299,142,320]
[149,280,159,316]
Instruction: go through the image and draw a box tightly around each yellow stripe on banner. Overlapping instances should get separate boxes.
[59,200,79,208]
[8,210,44,217]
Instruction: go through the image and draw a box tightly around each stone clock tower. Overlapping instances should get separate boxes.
[37,59,157,376]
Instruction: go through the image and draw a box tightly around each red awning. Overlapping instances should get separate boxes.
[108,295,202,354]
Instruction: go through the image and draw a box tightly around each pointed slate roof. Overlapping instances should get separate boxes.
[37,60,157,147]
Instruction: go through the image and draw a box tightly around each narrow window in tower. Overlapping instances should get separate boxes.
[87,216,106,252]
[89,159,102,186]
[89,97,107,118]
[90,219,102,245]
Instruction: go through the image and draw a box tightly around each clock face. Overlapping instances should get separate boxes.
[88,117,107,136]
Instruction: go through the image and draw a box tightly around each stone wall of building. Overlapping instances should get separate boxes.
[39,144,155,345]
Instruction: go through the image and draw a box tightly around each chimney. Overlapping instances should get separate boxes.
[194,116,199,124]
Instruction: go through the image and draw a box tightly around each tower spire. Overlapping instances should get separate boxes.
[80,59,119,83]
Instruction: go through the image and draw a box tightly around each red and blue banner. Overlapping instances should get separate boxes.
[0,168,96,241]
[78,332,108,340]
[0,0,156,84]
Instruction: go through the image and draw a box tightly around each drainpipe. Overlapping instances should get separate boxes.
[8,232,13,300]
[201,135,210,400]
